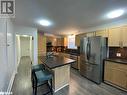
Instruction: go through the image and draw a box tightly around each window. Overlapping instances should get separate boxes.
[68,35,77,49]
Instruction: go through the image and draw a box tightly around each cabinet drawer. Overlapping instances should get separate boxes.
[105,61,127,71]
[111,68,127,89]
[117,64,127,71]
[105,61,119,68]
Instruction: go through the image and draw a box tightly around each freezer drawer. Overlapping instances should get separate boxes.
[80,61,101,84]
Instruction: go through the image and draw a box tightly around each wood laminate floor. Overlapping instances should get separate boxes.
[12,56,127,95]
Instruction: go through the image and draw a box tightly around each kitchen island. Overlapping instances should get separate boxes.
[41,56,75,92]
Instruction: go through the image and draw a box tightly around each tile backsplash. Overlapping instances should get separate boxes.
[109,47,127,59]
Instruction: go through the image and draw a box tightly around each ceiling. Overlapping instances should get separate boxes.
[13,0,127,35]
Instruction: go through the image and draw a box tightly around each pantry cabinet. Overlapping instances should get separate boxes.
[104,61,127,90]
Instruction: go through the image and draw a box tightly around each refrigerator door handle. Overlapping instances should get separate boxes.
[86,42,89,60]
[89,42,91,58]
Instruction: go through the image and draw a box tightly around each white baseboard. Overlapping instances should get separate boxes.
[7,70,16,93]
[54,84,69,92]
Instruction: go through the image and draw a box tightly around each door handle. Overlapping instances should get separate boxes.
[86,42,89,60]
[88,43,91,58]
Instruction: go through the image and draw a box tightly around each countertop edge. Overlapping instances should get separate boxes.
[45,61,75,69]
[104,59,127,64]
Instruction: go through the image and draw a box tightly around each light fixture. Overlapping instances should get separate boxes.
[39,20,52,26]
[107,9,124,19]
[22,35,29,37]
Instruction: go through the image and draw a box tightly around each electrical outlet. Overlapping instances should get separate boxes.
[116,53,121,57]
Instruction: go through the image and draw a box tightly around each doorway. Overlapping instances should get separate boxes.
[16,35,33,65]
[20,36,31,57]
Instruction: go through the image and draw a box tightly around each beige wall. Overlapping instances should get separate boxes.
[38,32,47,56]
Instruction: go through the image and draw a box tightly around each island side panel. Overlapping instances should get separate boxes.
[52,64,70,92]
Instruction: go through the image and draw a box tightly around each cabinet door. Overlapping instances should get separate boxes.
[104,62,113,82]
[75,34,80,46]
[104,61,127,89]
[38,32,46,56]
[112,69,127,89]
[57,38,63,46]
[122,26,127,47]
[104,67,112,82]
[96,29,108,37]
[108,27,122,46]
[61,38,64,46]
[64,37,68,46]
[86,32,95,37]
[75,33,86,46]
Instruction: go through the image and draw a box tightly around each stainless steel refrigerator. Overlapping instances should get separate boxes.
[80,36,107,84]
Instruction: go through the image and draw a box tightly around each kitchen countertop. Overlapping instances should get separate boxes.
[105,58,127,64]
[64,52,80,56]
[69,53,80,56]
[40,56,76,69]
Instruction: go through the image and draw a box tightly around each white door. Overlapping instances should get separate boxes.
[7,19,15,74]
[20,36,30,57]
[0,19,8,90]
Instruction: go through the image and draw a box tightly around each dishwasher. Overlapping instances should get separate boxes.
[70,54,79,70]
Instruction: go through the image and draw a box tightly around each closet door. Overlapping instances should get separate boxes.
[6,19,15,75]
[0,19,7,90]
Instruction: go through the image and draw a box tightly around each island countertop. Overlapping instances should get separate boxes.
[40,56,76,69]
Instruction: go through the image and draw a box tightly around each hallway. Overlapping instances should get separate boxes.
[12,57,33,95]
[12,57,127,95]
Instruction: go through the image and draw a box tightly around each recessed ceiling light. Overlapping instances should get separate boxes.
[107,9,124,19]
[39,20,52,26]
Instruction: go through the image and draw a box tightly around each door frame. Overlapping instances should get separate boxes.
[15,34,34,73]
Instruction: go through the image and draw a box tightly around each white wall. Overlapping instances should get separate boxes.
[30,36,33,61]
[14,25,38,65]
[0,18,16,92]
[16,35,21,65]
